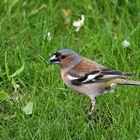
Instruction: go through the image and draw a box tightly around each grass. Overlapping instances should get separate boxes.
[0,0,140,139]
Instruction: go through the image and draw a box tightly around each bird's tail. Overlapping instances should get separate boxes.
[115,79,140,86]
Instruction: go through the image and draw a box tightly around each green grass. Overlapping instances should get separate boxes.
[0,0,140,139]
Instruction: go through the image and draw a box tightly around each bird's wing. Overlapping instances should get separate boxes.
[68,68,136,85]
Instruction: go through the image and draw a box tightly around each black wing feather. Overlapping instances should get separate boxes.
[70,68,136,85]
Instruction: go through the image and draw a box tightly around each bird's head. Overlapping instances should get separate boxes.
[49,49,81,69]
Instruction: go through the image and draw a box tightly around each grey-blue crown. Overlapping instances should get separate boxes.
[57,49,79,56]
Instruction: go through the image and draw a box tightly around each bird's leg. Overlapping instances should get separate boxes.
[88,98,96,116]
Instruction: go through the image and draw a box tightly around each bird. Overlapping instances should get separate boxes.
[49,49,140,116]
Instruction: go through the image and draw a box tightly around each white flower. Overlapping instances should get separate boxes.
[73,15,85,32]
[122,40,130,48]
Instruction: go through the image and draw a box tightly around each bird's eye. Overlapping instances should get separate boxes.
[61,55,67,59]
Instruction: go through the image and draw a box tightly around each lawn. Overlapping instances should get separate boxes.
[0,0,140,139]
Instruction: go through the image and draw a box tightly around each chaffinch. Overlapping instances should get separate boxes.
[49,49,140,116]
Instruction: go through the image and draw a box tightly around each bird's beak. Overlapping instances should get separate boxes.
[49,55,60,64]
